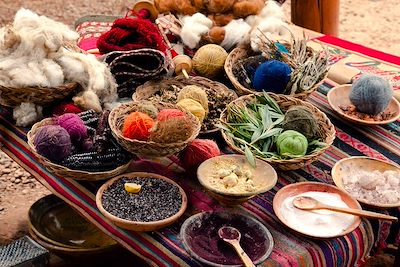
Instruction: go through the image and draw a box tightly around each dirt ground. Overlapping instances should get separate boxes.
[0,0,398,266]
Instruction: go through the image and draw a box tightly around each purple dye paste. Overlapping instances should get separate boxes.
[219,226,240,240]
[185,212,269,265]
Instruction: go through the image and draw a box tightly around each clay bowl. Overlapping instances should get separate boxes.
[96,172,187,232]
[332,156,400,208]
[197,155,277,206]
[273,182,362,239]
[28,194,118,256]
[180,211,274,267]
[327,84,400,125]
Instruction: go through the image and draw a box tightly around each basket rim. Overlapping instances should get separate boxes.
[27,118,132,177]
[109,101,201,147]
[219,92,336,164]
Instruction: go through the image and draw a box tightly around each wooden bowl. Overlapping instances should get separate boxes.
[28,195,117,253]
[96,172,187,231]
[332,156,400,208]
[273,182,362,239]
[327,84,400,125]
[197,155,277,206]
[180,211,274,267]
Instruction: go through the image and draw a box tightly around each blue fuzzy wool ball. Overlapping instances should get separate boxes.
[252,60,292,93]
[349,74,393,115]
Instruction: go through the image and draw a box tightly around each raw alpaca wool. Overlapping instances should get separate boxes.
[13,102,43,127]
[220,19,251,50]
[180,13,213,49]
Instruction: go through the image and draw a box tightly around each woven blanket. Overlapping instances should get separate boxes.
[1,78,400,266]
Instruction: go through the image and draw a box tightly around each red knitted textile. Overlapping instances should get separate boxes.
[97,17,167,54]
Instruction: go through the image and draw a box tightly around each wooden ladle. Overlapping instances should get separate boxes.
[218,226,256,267]
[293,196,398,222]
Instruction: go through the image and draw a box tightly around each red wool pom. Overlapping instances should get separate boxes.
[157,109,185,122]
[97,17,167,54]
[179,139,221,171]
[123,111,155,140]
[52,103,82,116]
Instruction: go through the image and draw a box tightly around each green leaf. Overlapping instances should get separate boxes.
[244,145,256,168]
[260,106,272,131]
[216,123,230,132]
[258,128,283,141]
[251,127,262,142]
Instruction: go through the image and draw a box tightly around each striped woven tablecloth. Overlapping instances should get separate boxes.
[1,78,399,267]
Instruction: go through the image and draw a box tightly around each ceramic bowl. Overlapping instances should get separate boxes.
[327,84,400,125]
[332,156,400,208]
[273,182,362,239]
[28,194,118,255]
[197,155,277,206]
[180,211,274,267]
[96,172,187,232]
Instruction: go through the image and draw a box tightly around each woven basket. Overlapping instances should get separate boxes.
[224,47,327,99]
[0,83,79,107]
[220,93,336,171]
[133,76,237,134]
[109,102,201,157]
[27,118,131,181]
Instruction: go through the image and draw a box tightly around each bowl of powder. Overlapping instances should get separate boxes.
[273,182,362,239]
[197,154,278,206]
[332,156,400,208]
[96,172,187,231]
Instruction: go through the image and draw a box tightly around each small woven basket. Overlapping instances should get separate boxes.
[224,47,327,99]
[220,93,336,171]
[109,102,201,157]
[27,118,131,181]
[133,76,237,134]
[0,83,79,107]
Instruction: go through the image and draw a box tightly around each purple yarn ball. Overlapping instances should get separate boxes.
[252,59,292,93]
[34,125,72,162]
[57,113,88,144]
[349,74,393,115]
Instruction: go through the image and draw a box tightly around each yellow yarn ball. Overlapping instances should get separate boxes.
[177,85,209,114]
[177,98,206,123]
[192,44,228,79]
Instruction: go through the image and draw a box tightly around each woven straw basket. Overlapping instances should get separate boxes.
[0,83,78,107]
[224,47,327,99]
[109,102,201,157]
[133,75,237,134]
[27,118,131,181]
[220,93,336,171]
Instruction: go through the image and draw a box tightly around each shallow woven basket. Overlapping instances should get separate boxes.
[220,93,336,171]
[224,47,327,100]
[0,83,79,107]
[27,118,131,181]
[133,76,237,134]
[109,102,201,157]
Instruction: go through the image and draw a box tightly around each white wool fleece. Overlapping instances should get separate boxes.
[180,13,213,49]
[13,102,43,127]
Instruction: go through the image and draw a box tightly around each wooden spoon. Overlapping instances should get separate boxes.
[218,226,255,267]
[293,196,398,222]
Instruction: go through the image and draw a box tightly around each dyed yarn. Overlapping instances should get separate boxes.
[177,99,206,123]
[150,117,193,143]
[349,74,393,115]
[252,60,292,93]
[282,106,319,140]
[177,85,209,114]
[122,111,155,140]
[192,44,228,79]
[157,109,185,122]
[34,125,72,162]
[179,139,221,171]
[97,17,167,54]
[57,113,88,144]
[52,102,83,116]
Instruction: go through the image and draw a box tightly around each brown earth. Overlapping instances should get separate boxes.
[0,1,398,266]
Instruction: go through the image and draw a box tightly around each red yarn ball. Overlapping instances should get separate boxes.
[57,113,88,144]
[123,111,155,140]
[157,109,185,122]
[97,17,167,54]
[179,139,221,171]
[52,102,82,116]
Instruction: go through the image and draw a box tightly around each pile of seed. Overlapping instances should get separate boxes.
[101,177,182,222]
